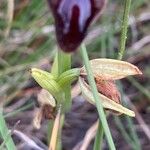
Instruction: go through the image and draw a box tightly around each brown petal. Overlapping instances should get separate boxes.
[95,78,121,104]
[38,89,56,107]
[42,104,56,120]
[79,77,135,117]
[80,58,142,80]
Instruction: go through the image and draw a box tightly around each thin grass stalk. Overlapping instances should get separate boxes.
[117,82,141,149]
[4,102,34,118]
[49,105,61,150]
[4,0,14,38]
[128,77,150,100]
[0,108,16,150]
[47,120,54,144]
[118,0,131,60]
[55,49,71,112]
[114,116,137,150]
[56,114,65,150]
[93,121,104,150]
[116,0,140,148]
[80,43,116,150]
[101,34,106,58]
[125,116,141,149]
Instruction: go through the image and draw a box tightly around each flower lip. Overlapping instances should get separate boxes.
[47,0,106,52]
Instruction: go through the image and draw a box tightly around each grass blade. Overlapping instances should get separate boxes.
[0,108,16,150]
[93,121,104,150]
[118,0,131,60]
[80,43,116,150]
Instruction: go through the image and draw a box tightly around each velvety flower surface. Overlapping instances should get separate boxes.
[48,0,105,52]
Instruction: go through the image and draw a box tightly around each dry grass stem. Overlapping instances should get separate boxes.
[126,96,150,141]
[13,130,43,150]
[4,0,14,38]
[80,120,99,150]
[130,35,150,52]
[49,106,61,150]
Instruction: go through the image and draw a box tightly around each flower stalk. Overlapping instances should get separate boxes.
[53,50,72,112]
[49,49,72,149]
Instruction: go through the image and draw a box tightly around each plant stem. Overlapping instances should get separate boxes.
[125,116,141,150]
[4,0,14,38]
[0,108,16,150]
[93,121,104,150]
[57,50,71,74]
[51,49,71,112]
[49,49,71,149]
[56,114,65,150]
[117,0,140,149]
[128,77,150,100]
[80,44,116,150]
[47,120,54,144]
[57,50,71,112]
[118,0,131,60]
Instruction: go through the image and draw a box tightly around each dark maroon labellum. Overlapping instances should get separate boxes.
[48,0,105,52]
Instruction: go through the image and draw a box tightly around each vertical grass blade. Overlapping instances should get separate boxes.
[117,82,141,149]
[125,116,141,149]
[57,50,71,112]
[114,116,137,150]
[80,44,116,150]
[118,0,131,60]
[93,121,104,150]
[0,109,16,150]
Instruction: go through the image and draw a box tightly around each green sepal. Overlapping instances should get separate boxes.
[57,68,80,87]
[31,68,62,99]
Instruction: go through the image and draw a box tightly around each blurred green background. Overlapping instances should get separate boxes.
[0,0,150,149]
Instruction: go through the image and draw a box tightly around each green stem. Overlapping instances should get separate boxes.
[117,82,141,149]
[56,114,65,150]
[51,49,72,112]
[0,109,16,150]
[118,0,131,60]
[93,121,104,150]
[47,120,54,144]
[51,50,71,77]
[125,116,141,150]
[57,50,71,112]
[57,50,71,74]
[80,44,116,150]
[117,0,140,149]
[49,49,71,149]
[128,77,150,100]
